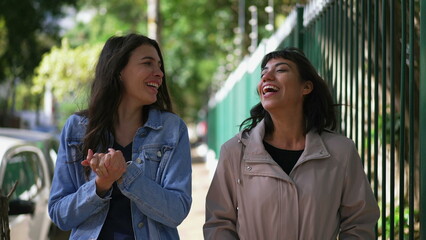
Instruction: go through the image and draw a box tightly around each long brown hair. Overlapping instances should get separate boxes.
[240,47,337,135]
[77,33,173,177]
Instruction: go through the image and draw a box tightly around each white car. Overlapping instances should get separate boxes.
[0,128,59,240]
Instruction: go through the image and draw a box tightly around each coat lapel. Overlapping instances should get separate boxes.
[238,121,331,181]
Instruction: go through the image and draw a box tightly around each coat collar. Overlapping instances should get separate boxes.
[237,119,330,165]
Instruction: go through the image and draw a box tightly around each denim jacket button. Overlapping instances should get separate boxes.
[157,151,162,157]
[138,222,145,228]
[136,158,142,164]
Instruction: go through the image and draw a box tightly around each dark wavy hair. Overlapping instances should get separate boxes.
[77,33,173,176]
[240,47,337,136]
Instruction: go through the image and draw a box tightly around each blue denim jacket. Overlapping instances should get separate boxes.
[48,109,192,240]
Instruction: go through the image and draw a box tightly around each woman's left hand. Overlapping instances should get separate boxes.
[81,148,127,196]
[97,148,127,182]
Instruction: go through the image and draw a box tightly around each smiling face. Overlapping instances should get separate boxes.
[258,57,312,114]
[120,44,163,107]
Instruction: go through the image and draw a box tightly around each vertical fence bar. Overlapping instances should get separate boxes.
[328,4,332,95]
[304,22,309,56]
[338,0,343,134]
[327,5,332,87]
[320,14,323,74]
[348,0,352,141]
[389,0,395,238]
[399,0,406,238]
[361,0,366,167]
[321,13,326,80]
[352,0,359,149]
[304,24,309,56]
[296,6,304,49]
[374,0,379,208]
[408,0,414,238]
[420,0,426,237]
[330,4,334,97]
[333,2,338,107]
[349,0,354,142]
[344,0,349,137]
[381,0,387,238]
[367,0,373,183]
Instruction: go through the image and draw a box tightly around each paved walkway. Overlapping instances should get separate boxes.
[178,162,212,240]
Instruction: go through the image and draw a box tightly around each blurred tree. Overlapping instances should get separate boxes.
[0,0,77,125]
[147,0,161,43]
[31,39,102,128]
[32,39,101,102]
[63,0,148,47]
[35,0,299,123]
[160,0,300,121]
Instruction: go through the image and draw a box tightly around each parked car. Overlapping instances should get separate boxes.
[0,128,59,178]
[0,128,59,240]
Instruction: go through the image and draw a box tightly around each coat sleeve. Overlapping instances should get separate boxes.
[339,142,380,239]
[203,142,240,240]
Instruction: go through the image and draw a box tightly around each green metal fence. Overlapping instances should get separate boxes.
[206,0,424,239]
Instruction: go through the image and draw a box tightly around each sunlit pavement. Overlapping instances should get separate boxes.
[178,161,211,240]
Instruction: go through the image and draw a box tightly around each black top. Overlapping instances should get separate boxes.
[263,141,303,175]
[98,142,134,240]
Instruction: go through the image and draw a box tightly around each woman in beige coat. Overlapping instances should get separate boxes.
[203,48,380,239]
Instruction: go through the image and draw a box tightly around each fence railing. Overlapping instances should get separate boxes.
[206,0,425,239]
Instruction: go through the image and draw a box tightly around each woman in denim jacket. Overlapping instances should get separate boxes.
[48,33,192,240]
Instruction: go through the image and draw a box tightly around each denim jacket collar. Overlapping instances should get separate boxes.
[143,108,163,130]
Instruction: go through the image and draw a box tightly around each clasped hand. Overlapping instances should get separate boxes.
[81,148,127,195]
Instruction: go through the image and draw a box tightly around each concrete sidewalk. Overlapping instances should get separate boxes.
[178,162,212,240]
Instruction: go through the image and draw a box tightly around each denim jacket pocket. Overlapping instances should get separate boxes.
[142,145,173,181]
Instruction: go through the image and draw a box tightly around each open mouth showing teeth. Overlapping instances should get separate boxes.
[147,82,160,89]
[262,85,279,94]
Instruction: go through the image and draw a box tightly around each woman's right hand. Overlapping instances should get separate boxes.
[82,149,127,196]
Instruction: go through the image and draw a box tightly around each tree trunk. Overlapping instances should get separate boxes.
[147,0,161,45]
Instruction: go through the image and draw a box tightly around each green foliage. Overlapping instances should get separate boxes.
[0,18,6,58]
[160,0,234,120]
[0,0,77,83]
[26,0,300,126]
[0,0,78,126]
[64,0,148,47]
[378,110,401,145]
[57,99,87,130]
[64,10,147,47]
[55,0,297,123]
[377,203,420,239]
[32,39,102,102]
[159,0,298,121]
[14,82,41,111]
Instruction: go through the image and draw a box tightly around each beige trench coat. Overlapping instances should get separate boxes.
[203,120,379,240]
